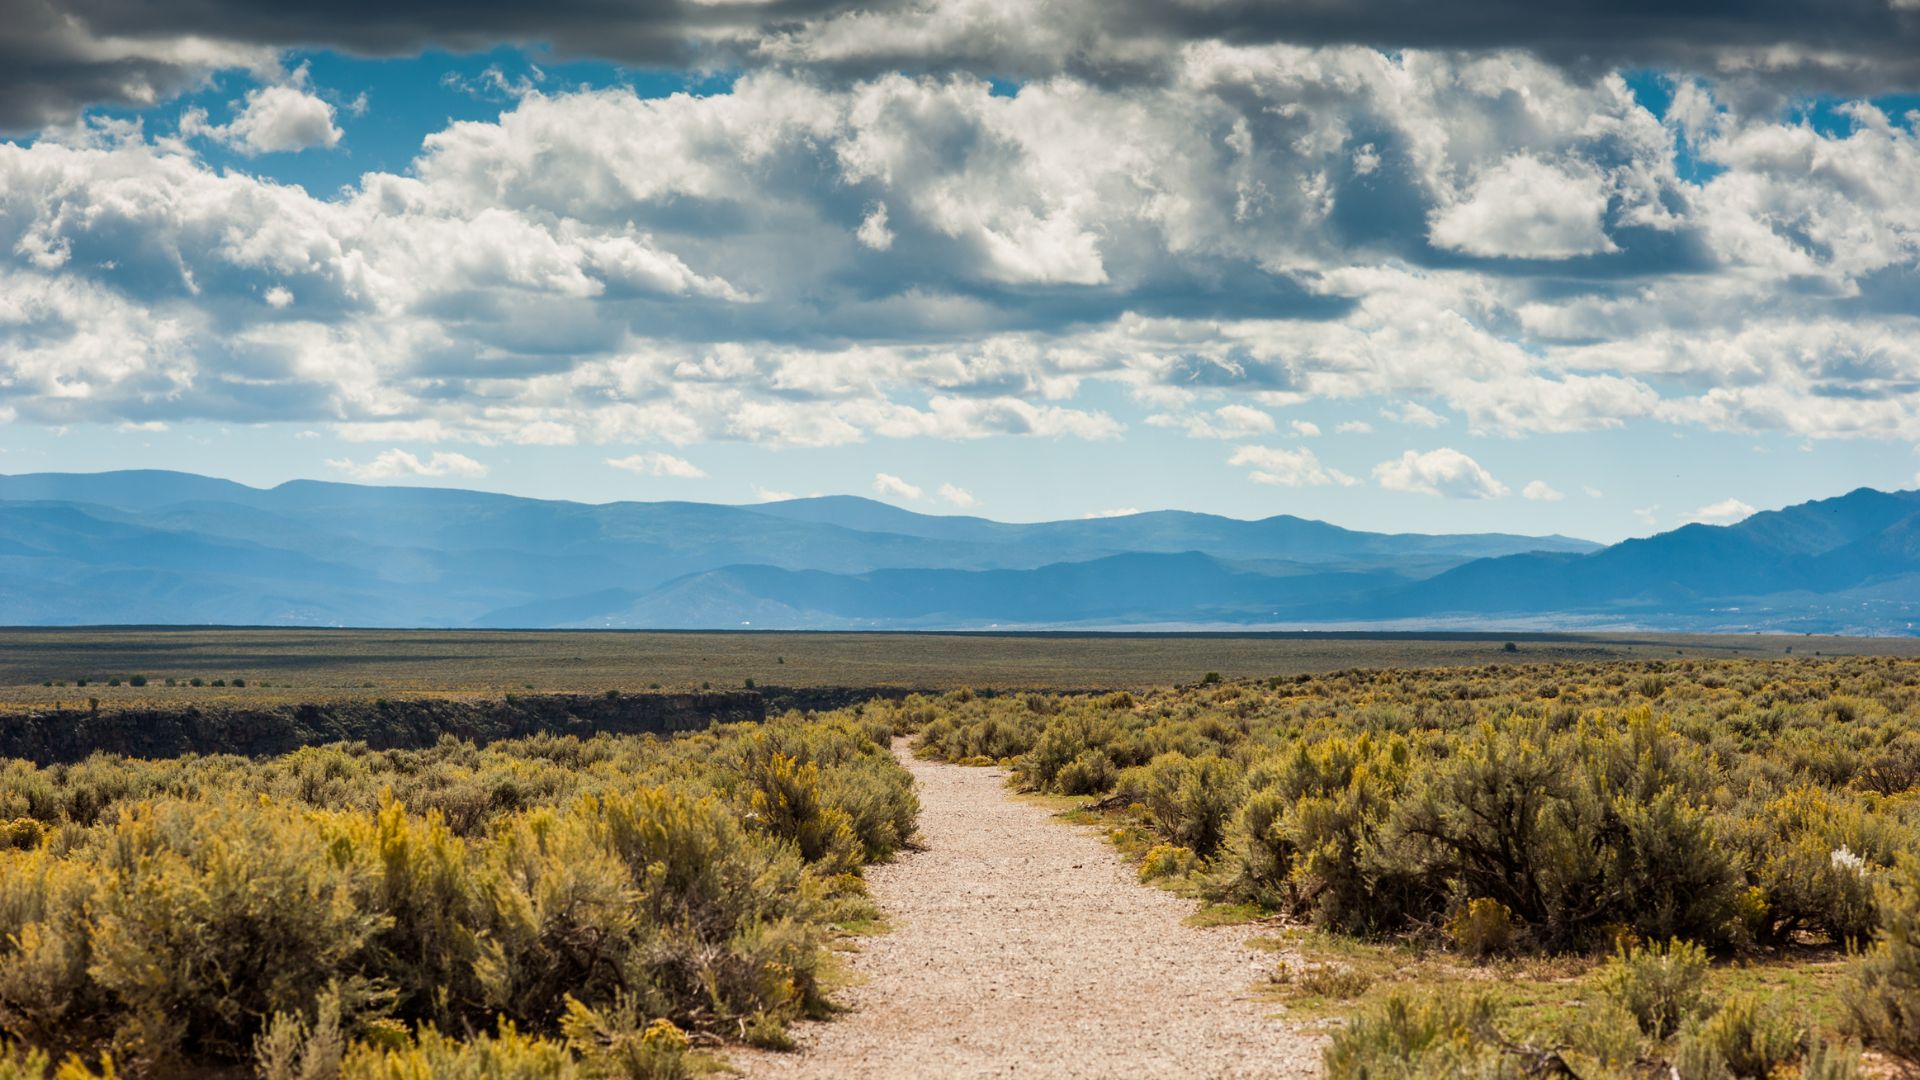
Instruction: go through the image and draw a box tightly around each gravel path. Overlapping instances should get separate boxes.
[734,739,1321,1079]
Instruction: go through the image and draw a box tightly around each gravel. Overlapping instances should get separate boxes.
[733,739,1322,1078]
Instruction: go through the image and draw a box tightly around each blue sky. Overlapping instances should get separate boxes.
[3,4,1920,543]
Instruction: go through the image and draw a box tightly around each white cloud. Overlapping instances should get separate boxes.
[1335,420,1373,435]
[117,420,168,432]
[1149,405,1274,439]
[937,482,977,508]
[185,82,343,155]
[1381,402,1448,429]
[857,202,894,250]
[1229,445,1357,488]
[606,452,706,478]
[1689,497,1757,525]
[1522,480,1565,501]
[1373,448,1508,499]
[873,472,923,500]
[753,486,797,502]
[1082,507,1141,518]
[1289,419,1321,438]
[1429,155,1617,259]
[1634,504,1662,527]
[1584,486,1604,499]
[6,49,1920,462]
[326,449,488,481]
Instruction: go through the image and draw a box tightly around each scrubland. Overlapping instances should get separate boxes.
[0,716,915,1078]
[884,657,1920,1078]
[9,646,1920,1079]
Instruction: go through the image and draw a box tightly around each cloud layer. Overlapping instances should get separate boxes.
[1,26,1919,504]
[7,1,1920,129]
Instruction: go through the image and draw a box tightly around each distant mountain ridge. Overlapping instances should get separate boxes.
[0,470,1912,633]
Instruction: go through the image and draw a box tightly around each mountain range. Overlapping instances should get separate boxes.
[0,470,1912,633]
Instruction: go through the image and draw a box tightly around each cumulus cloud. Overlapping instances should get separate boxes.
[1689,497,1757,524]
[222,83,340,153]
[937,482,977,508]
[1373,448,1509,499]
[1290,420,1321,438]
[1082,507,1141,518]
[1229,445,1357,488]
[326,449,488,480]
[1428,155,1617,259]
[1522,480,1565,501]
[873,472,923,500]
[606,452,705,478]
[6,42,1920,473]
[753,485,797,502]
[1335,420,1373,435]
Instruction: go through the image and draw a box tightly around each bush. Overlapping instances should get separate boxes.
[1674,991,1805,1079]
[1271,961,1372,1001]
[1137,844,1197,883]
[0,719,917,1072]
[1016,712,1119,793]
[1322,991,1507,1079]
[1389,716,1741,949]
[1845,859,1920,1062]
[1446,898,1517,961]
[1052,750,1118,796]
[1116,753,1242,858]
[1594,939,1709,1039]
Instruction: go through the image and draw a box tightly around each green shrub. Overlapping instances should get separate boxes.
[339,1021,575,1080]
[1594,939,1709,1039]
[1052,750,1117,796]
[1322,991,1509,1079]
[1137,843,1197,883]
[1557,1000,1644,1075]
[1446,898,1517,961]
[1226,733,1419,932]
[0,719,916,1072]
[1741,786,1891,947]
[1389,716,1740,949]
[1116,753,1242,858]
[1016,712,1119,793]
[1673,991,1805,1079]
[1845,859,1920,1062]
[1271,961,1373,1001]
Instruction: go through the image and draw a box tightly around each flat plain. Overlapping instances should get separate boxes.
[3,626,1917,707]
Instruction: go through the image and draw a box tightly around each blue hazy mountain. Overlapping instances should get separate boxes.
[0,470,1913,632]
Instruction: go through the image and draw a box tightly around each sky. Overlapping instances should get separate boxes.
[2,3,1920,542]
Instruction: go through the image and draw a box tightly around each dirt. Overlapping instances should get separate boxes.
[733,739,1321,1078]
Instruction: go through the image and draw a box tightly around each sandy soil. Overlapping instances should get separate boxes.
[733,739,1321,1079]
